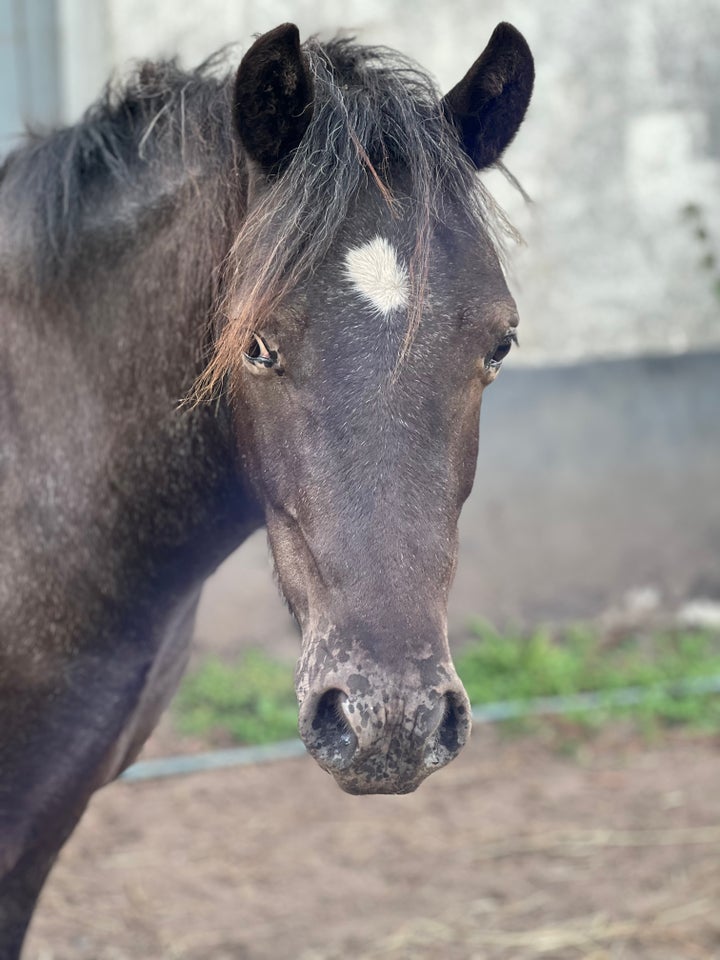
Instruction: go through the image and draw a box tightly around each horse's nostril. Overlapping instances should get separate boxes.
[438,693,462,752]
[299,680,471,787]
[307,688,358,770]
[425,692,470,768]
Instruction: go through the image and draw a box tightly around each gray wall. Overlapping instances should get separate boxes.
[0,0,109,147]
[0,0,61,149]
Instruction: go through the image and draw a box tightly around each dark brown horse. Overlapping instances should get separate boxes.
[0,22,533,956]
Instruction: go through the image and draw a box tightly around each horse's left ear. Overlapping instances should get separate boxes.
[442,23,534,170]
[234,23,314,176]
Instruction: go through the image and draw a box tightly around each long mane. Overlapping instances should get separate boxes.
[0,55,239,303]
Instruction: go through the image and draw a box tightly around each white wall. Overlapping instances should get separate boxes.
[49,0,720,362]
[57,0,112,121]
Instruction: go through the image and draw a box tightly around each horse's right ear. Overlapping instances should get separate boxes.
[234,23,314,176]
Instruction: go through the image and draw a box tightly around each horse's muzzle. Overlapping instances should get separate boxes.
[297,672,472,794]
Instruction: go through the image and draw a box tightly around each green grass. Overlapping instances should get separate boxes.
[457,622,720,734]
[173,625,720,746]
[174,650,299,744]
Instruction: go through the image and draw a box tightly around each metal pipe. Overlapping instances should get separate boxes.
[120,673,720,783]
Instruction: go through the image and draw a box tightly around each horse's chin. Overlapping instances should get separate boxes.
[329,770,427,796]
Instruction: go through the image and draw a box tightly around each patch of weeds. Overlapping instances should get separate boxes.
[458,622,720,736]
[172,626,720,746]
[174,650,298,744]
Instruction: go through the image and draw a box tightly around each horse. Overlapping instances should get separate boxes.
[0,21,534,956]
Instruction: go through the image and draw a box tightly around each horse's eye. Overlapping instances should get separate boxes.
[243,333,279,370]
[486,333,517,370]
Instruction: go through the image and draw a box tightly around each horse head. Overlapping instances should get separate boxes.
[208,23,533,794]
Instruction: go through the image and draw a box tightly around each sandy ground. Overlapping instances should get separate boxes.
[25,725,720,960]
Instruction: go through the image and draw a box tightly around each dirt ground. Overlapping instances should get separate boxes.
[24,723,720,960]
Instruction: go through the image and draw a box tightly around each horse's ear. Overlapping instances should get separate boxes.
[442,23,534,170]
[233,23,314,176]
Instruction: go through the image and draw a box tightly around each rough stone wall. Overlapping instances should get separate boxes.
[74,0,720,362]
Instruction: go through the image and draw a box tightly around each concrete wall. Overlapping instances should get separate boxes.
[76,0,720,363]
[0,0,61,149]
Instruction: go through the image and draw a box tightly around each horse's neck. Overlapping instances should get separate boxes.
[81,175,258,584]
[2,162,259,607]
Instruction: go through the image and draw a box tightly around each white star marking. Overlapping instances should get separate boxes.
[344,236,409,315]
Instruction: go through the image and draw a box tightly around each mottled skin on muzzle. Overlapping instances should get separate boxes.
[295,630,472,794]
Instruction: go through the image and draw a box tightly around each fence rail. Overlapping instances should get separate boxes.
[120,674,720,783]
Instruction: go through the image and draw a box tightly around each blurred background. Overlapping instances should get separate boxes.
[5,2,720,958]
[3,0,718,645]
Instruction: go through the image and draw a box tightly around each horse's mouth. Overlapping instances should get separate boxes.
[329,769,426,796]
